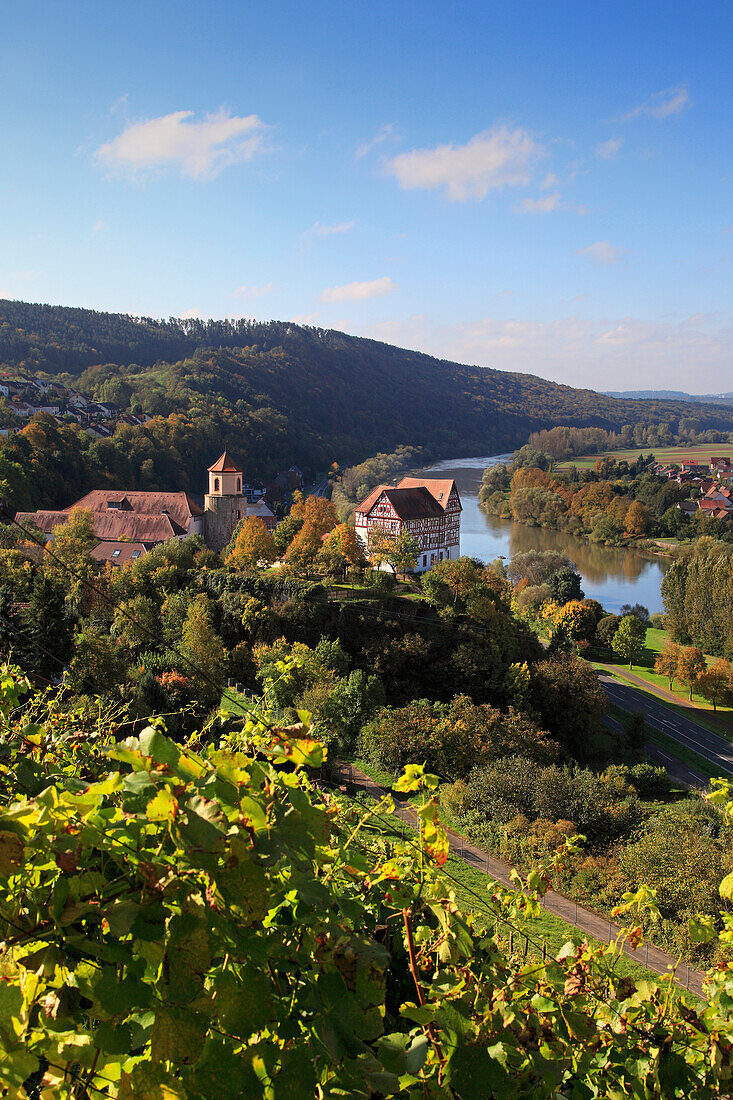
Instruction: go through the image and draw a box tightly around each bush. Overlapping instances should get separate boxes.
[444,756,641,849]
[650,611,667,630]
[604,763,671,798]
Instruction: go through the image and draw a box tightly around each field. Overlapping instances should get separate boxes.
[556,442,732,471]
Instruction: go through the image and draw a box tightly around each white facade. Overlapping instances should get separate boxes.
[355,479,462,573]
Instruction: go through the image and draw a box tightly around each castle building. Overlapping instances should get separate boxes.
[354,477,462,572]
[15,452,277,560]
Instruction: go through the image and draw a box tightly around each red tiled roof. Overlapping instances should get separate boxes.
[354,484,393,516]
[208,451,242,474]
[91,541,147,565]
[397,477,461,512]
[70,490,203,527]
[16,509,185,542]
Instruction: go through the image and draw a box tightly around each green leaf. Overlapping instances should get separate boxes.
[139,726,180,766]
[689,915,717,943]
[150,1004,207,1064]
[0,830,24,875]
[720,871,733,900]
[118,1061,189,1099]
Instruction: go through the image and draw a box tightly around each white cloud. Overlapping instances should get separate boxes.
[356,123,398,159]
[540,172,559,189]
[348,312,732,390]
[92,219,106,232]
[231,283,274,298]
[386,124,544,201]
[577,241,626,266]
[621,85,690,122]
[179,308,203,319]
[320,276,397,303]
[596,137,622,159]
[518,192,562,214]
[96,109,267,180]
[302,220,355,239]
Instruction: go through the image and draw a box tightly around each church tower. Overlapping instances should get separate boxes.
[204,452,247,554]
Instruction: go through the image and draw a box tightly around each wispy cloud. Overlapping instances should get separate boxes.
[621,84,690,122]
[92,219,106,233]
[230,283,274,298]
[596,137,622,159]
[577,241,626,266]
[349,313,732,390]
[356,123,398,159]
[96,109,268,180]
[386,124,544,201]
[321,276,397,303]
[301,220,355,240]
[517,192,562,214]
[179,308,203,319]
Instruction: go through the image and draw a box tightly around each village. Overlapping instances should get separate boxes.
[15,451,463,571]
[653,454,733,525]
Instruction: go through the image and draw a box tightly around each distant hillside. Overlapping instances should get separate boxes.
[605,388,733,405]
[0,298,732,511]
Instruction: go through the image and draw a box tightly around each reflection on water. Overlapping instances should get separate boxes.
[418,455,668,614]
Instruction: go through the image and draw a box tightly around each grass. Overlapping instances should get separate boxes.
[597,626,733,732]
[556,442,732,472]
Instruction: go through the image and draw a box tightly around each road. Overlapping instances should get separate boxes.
[599,672,733,782]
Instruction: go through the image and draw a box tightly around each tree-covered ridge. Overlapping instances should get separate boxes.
[2,300,733,499]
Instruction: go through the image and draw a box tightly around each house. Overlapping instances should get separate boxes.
[90,541,147,567]
[354,477,462,572]
[246,498,277,532]
[16,490,205,550]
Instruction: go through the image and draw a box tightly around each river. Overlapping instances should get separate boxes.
[417,455,668,615]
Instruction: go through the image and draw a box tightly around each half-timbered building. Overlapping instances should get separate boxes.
[354,477,462,572]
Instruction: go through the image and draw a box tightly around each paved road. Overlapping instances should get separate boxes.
[599,673,733,778]
[331,762,706,997]
[602,711,707,789]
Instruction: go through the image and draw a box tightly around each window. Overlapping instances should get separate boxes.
[131,550,141,559]
[214,477,220,492]
[112,549,121,558]
[237,478,241,492]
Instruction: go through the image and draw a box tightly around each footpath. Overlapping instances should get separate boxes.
[331,761,707,998]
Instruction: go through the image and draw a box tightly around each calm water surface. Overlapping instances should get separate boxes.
[417,455,668,615]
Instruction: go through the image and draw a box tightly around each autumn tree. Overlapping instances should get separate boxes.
[317,523,365,576]
[225,517,277,571]
[47,507,97,613]
[552,599,597,642]
[697,658,732,711]
[654,641,682,690]
[677,645,707,701]
[179,595,226,705]
[611,614,647,669]
[625,499,651,537]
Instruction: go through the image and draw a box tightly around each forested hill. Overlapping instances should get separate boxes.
[1,298,732,511]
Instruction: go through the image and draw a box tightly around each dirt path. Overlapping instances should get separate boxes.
[332,761,707,998]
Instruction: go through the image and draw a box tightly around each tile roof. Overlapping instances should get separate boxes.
[396,477,461,512]
[91,541,147,566]
[208,451,242,473]
[70,490,203,527]
[354,484,393,515]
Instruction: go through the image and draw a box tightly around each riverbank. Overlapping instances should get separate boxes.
[418,454,668,613]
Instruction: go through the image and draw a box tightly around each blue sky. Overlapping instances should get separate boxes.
[2,1,731,390]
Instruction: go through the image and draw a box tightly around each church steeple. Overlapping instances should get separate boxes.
[207,452,242,497]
